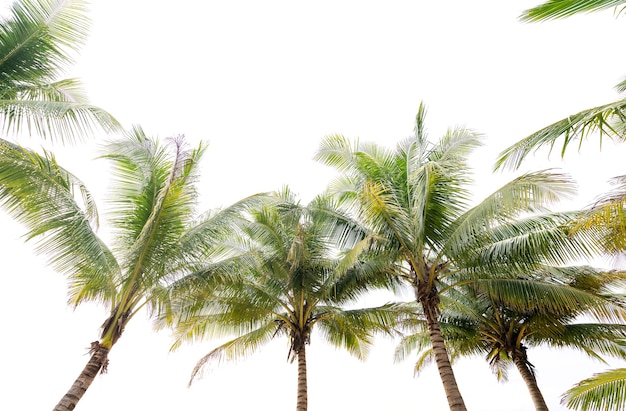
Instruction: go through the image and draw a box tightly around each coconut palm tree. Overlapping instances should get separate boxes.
[395,266,626,411]
[314,103,603,411]
[0,128,253,410]
[0,0,120,143]
[164,187,408,411]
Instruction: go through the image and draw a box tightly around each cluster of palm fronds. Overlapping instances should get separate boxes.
[2,1,626,411]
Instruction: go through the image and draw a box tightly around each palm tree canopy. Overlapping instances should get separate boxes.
[0,0,120,142]
[396,275,626,380]
[316,103,600,286]
[0,128,265,347]
[164,187,410,385]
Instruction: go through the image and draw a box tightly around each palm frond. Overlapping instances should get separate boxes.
[495,98,626,171]
[561,368,626,411]
[475,278,625,322]
[0,138,118,304]
[0,0,121,142]
[520,0,626,22]
[446,170,577,260]
[0,0,89,82]
[571,175,626,251]
[462,211,601,272]
[188,322,279,385]
[0,98,121,141]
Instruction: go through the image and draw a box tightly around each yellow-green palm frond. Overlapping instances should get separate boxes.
[572,175,626,252]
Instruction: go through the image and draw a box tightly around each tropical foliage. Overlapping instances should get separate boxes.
[499,6,626,407]
[0,129,254,410]
[163,187,409,411]
[0,0,120,143]
[497,0,626,254]
[314,103,602,411]
[521,0,626,22]
[562,368,626,411]
[395,267,626,411]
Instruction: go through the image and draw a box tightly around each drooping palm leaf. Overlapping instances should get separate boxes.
[495,98,626,171]
[0,139,118,304]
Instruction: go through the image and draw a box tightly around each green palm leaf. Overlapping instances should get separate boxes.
[495,98,626,171]
[0,139,118,304]
[0,0,120,142]
[562,368,626,411]
[520,0,626,22]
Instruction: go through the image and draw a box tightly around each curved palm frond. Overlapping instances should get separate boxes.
[445,170,577,260]
[528,323,626,361]
[520,0,626,22]
[495,98,626,171]
[0,0,121,142]
[0,138,118,304]
[474,278,625,322]
[562,368,626,411]
[189,321,280,385]
[459,211,604,275]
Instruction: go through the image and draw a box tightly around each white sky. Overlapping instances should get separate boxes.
[2,1,626,410]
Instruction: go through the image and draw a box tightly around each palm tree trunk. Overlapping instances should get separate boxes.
[513,355,549,411]
[53,341,109,411]
[296,344,308,411]
[423,302,467,411]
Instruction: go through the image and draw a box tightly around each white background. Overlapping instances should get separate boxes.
[1,1,626,410]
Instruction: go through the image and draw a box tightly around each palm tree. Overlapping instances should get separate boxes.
[164,187,408,411]
[562,368,626,411]
[314,103,603,411]
[0,0,120,143]
[0,128,251,410]
[395,267,626,411]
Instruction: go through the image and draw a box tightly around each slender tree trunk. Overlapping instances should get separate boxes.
[53,341,109,411]
[513,355,549,411]
[296,344,308,411]
[423,302,467,411]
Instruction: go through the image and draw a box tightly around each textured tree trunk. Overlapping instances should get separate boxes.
[296,344,308,411]
[424,302,467,411]
[513,356,549,411]
[53,341,109,411]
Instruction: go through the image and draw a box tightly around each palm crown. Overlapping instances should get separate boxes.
[314,103,605,411]
[165,187,408,411]
[395,267,626,411]
[0,128,258,410]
